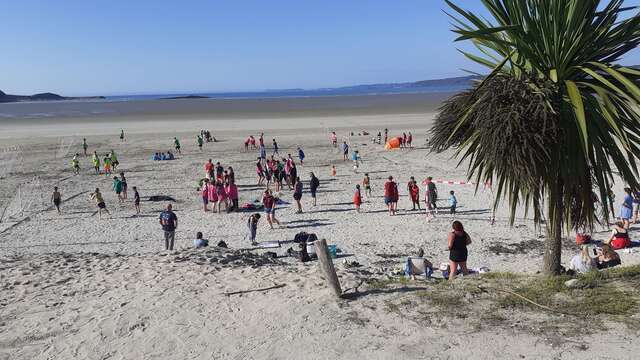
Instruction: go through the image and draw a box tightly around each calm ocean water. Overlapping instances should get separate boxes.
[105,84,467,101]
[0,84,468,120]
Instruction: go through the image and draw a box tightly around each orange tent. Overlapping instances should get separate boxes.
[385,137,401,150]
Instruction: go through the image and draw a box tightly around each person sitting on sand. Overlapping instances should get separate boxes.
[447,220,471,281]
[606,221,631,250]
[568,245,596,274]
[167,151,175,160]
[596,244,621,269]
[51,186,62,214]
[247,213,261,246]
[194,232,208,248]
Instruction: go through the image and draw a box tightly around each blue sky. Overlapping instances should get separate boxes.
[0,0,639,96]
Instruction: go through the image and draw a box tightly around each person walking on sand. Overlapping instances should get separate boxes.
[293,176,303,214]
[92,151,100,175]
[247,213,261,246]
[82,138,88,156]
[620,187,633,229]
[51,187,62,214]
[272,139,280,156]
[353,184,362,212]
[110,150,119,171]
[90,188,110,219]
[425,177,438,219]
[449,190,458,215]
[112,176,124,203]
[133,186,141,215]
[448,220,471,281]
[341,141,349,161]
[226,179,239,212]
[384,176,397,216]
[408,177,420,210]
[201,178,211,212]
[297,147,305,165]
[407,132,413,148]
[197,135,204,151]
[205,159,214,179]
[103,154,112,176]
[159,203,178,250]
[351,150,360,172]
[262,190,280,229]
[173,137,181,154]
[256,158,266,186]
[207,178,218,213]
[120,172,128,199]
[120,129,125,142]
[71,154,80,175]
[331,132,338,147]
[363,173,372,198]
[384,128,388,144]
[309,172,320,206]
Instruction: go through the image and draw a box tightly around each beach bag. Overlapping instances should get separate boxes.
[576,233,591,245]
[294,232,309,243]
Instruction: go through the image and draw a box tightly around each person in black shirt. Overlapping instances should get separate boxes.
[159,203,178,250]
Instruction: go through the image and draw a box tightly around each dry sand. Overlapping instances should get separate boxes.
[1,102,639,359]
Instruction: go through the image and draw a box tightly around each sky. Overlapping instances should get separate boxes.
[0,0,639,96]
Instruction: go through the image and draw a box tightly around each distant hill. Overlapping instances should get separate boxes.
[0,90,105,103]
[319,75,482,92]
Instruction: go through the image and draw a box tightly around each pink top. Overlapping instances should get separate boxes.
[225,184,239,200]
[207,184,218,202]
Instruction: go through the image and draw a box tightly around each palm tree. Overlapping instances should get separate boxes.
[430,0,640,275]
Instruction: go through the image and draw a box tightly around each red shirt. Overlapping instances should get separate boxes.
[205,162,214,173]
[384,181,395,197]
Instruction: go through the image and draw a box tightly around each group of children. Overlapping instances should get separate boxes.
[201,159,239,213]
[349,173,458,216]
[91,150,120,175]
[256,154,300,192]
[152,151,175,161]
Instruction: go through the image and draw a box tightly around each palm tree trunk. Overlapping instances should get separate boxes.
[543,180,564,275]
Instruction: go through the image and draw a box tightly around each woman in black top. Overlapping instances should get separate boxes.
[448,221,471,280]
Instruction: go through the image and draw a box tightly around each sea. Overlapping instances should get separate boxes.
[0,84,469,120]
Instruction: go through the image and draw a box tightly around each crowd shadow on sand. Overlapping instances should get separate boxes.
[0,239,158,250]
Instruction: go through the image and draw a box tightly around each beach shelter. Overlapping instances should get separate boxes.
[385,137,401,150]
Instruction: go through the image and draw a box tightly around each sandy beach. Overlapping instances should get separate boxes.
[1,97,639,359]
